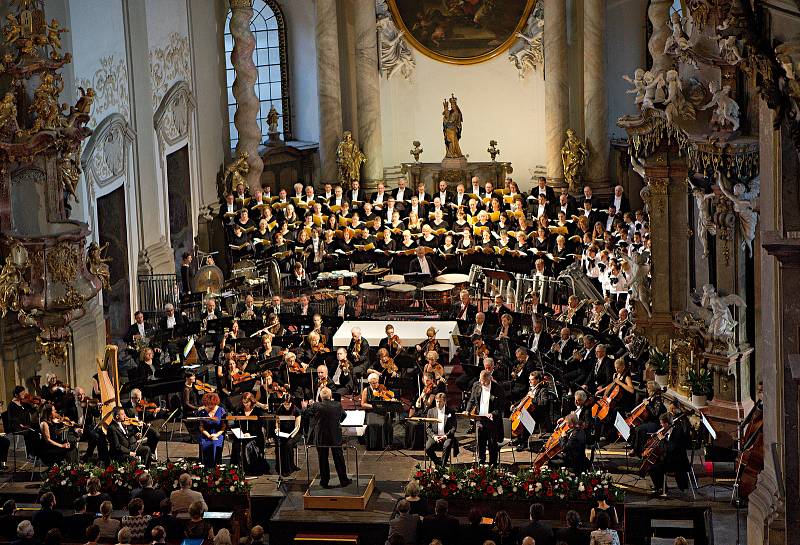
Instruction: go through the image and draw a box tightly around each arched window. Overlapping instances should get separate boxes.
[224,0,291,149]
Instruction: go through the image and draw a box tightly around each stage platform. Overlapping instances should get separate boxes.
[303,474,375,510]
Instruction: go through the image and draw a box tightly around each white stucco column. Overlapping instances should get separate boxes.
[316,0,344,183]
[230,0,264,190]
[354,4,383,182]
[544,0,568,184]
[584,0,609,186]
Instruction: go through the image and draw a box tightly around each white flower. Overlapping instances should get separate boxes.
[497,486,503,495]
[578,483,585,492]
[61,480,67,485]
[230,486,235,492]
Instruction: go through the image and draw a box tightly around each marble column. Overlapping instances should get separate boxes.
[354,4,383,182]
[230,0,264,190]
[583,0,609,186]
[544,0,568,184]
[648,0,674,74]
[316,0,344,183]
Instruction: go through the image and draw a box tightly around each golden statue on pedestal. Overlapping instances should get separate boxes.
[224,151,250,193]
[442,94,464,159]
[336,131,365,189]
[87,241,112,291]
[561,128,587,193]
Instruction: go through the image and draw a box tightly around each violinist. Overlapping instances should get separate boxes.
[63,387,107,464]
[561,412,590,473]
[330,348,354,395]
[157,303,185,332]
[303,331,330,363]
[507,347,534,400]
[629,381,666,456]
[422,351,446,386]
[313,365,332,403]
[409,373,444,418]
[284,351,308,378]
[108,407,152,466]
[646,412,690,495]
[360,373,393,450]
[348,328,370,377]
[7,386,35,433]
[182,373,201,416]
[39,403,79,465]
[274,394,301,476]
[229,392,269,475]
[369,348,399,383]
[424,393,458,466]
[415,327,441,361]
[42,373,68,408]
[465,370,505,465]
[123,389,161,456]
[378,324,402,358]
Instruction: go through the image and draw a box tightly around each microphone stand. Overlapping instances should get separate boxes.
[159,408,180,461]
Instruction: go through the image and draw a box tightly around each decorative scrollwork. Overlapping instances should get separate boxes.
[0,243,31,317]
[46,241,78,284]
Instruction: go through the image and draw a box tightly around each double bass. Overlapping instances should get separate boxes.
[736,399,763,497]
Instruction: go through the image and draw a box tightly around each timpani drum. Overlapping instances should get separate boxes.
[421,283,454,312]
[435,273,470,299]
[358,282,384,312]
[386,283,417,311]
[340,270,359,286]
[231,259,256,279]
[383,274,406,284]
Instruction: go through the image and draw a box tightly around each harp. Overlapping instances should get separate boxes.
[97,345,121,430]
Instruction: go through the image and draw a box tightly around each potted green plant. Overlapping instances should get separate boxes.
[687,367,713,407]
[648,347,669,387]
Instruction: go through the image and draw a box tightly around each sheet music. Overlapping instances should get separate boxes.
[341,410,366,427]
[230,428,252,440]
[275,431,292,439]
[519,409,536,434]
[700,412,717,440]
[614,412,631,441]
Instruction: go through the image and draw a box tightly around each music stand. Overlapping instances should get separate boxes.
[370,399,407,461]
[158,407,181,460]
[458,412,492,464]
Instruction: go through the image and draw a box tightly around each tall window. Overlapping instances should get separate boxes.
[225,0,291,150]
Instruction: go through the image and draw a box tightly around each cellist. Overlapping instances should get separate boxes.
[628,381,665,456]
[594,358,634,440]
[511,371,551,452]
[645,412,691,495]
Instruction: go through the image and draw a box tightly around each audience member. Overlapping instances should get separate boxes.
[588,512,619,545]
[386,499,419,545]
[64,497,96,540]
[487,510,518,545]
[555,511,588,545]
[31,493,62,540]
[150,526,166,545]
[11,521,37,545]
[214,528,232,545]
[93,501,121,541]
[121,498,151,542]
[420,499,459,545]
[673,539,688,545]
[83,477,112,514]
[146,499,185,540]
[589,494,618,528]
[84,525,100,545]
[520,503,554,545]
[0,500,17,539]
[521,538,535,545]
[399,481,429,517]
[461,507,490,545]
[185,500,214,540]
[170,473,208,514]
[116,528,132,545]
[246,526,266,545]
[42,529,61,545]
[131,472,167,515]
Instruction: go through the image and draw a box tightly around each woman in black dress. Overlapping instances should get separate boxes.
[230,392,269,475]
[275,394,301,476]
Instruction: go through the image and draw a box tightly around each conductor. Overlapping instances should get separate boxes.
[305,387,353,488]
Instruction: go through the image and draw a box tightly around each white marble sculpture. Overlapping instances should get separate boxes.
[716,171,759,255]
[664,10,693,54]
[701,81,740,132]
[688,179,717,257]
[620,252,652,318]
[508,13,544,80]
[718,35,743,64]
[622,68,647,106]
[641,70,667,109]
[663,69,696,126]
[376,0,415,81]
[700,284,745,351]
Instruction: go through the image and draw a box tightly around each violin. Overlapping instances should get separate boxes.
[236,351,251,362]
[270,382,287,396]
[381,356,398,376]
[121,416,144,427]
[312,343,330,354]
[194,380,216,393]
[232,371,254,384]
[135,400,161,414]
[52,414,79,427]
[20,393,43,406]
[373,383,395,401]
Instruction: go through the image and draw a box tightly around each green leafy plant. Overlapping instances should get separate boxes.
[648,347,669,375]
[687,367,713,397]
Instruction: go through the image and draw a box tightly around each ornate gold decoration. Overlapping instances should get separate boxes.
[86,241,111,290]
[47,241,78,284]
[487,140,500,162]
[686,139,759,181]
[36,335,68,367]
[336,131,366,189]
[561,129,586,194]
[229,0,255,8]
[223,151,249,194]
[618,108,689,159]
[648,178,670,195]
[54,286,85,309]
[0,243,31,317]
[409,140,423,163]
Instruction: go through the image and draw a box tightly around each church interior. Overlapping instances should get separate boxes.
[0,0,797,544]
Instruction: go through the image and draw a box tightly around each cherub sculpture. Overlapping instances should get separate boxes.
[0,91,19,136]
[72,87,94,115]
[701,81,740,132]
[29,73,64,132]
[641,70,666,109]
[3,13,22,44]
[716,171,759,255]
[622,68,647,106]
[87,242,112,291]
[59,150,81,204]
[620,252,652,318]
[687,178,716,257]
[224,151,250,194]
[0,253,30,318]
[45,18,67,55]
[700,284,745,351]
[664,10,693,55]
[718,35,743,64]
[663,70,696,126]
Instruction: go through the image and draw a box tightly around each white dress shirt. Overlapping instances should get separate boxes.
[437,407,446,436]
[417,257,431,275]
[479,386,491,416]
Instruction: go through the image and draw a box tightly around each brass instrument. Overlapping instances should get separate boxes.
[560,299,587,323]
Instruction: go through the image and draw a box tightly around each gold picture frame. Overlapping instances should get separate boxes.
[387,0,536,65]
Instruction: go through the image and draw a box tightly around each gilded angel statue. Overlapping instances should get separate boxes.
[0,91,19,136]
[716,171,759,255]
[87,241,112,291]
[0,253,30,318]
[561,129,586,194]
[224,151,250,194]
[336,131,366,190]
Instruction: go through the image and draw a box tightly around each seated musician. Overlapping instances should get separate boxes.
[330,348,355,394]
[595,358,635,439]
[287,262,310,289]
[229,392,269,475]
[123,389,162,456]
[107,407,152,466]
[378,324,402,358]
[62,387,107,464]
[409,372,445,418]
[529,292,555,318]
[158,303,185,332]
[360,373,393,450]
[235,294,262,320]
[369,347,400,384]
[507,347,535,400]
[294,293,313,317]
[452,290,478,324]
[8,386,35,433]
[201,297,225,321]
[455,335,490,393]
[550,327,577,365]
[220,320,247,354]
[424,393,459,466]
[310,314,330,345]
[487,294,510,319]
[470,312,491,337]
[422,351,446,386]
[465,370,505,465]
[284,351,308,379]
[629,381,666,456]
[197,393,227,468]
[263,313,286,337]
[135,347,162,383]
[409,245,440,276]
[39,403,79,465]
[302,331,329,364]
[415,326,441,359]
[313,365,334,403]
[497,313,517,339]
[561,412,590,473]
[561,295,587,326]
[512,371,552,451]
[182,372,201,416]
[348,327,370,376]
[333,294,355,319]
[124,310,150,351]
[274,394,301,476]
[646,412,691,495]
[587,301,611,331]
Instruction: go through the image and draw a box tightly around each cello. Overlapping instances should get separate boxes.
[736,399,763,497]
[509,395,534,437]
[592,381,622,421]
[533,417,587,469]
[637,412,688,477]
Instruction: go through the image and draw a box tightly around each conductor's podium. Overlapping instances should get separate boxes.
[303,474,375,510]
